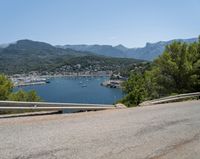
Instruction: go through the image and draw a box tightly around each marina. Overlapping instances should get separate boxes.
[11,76,50,87]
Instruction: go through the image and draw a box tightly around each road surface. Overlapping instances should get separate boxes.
[0,100,200,159]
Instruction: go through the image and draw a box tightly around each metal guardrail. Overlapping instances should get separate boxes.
[1,92,199,111]
[0,101,115,111]
[140,92,200,106]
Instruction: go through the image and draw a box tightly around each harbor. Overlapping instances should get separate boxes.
[10,76,50,87]
[13,76,124,104]
[9,71,113,87]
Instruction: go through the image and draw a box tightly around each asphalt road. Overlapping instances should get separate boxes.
[0,100,200,159]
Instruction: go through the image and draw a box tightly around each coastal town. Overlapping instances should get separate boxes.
[9,71,125,88]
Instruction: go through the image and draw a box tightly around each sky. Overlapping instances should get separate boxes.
[0,0,199,47]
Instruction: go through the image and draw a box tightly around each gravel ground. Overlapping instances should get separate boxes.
[0,100,200,159]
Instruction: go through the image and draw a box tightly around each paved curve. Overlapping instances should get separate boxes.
[0,100,200,159]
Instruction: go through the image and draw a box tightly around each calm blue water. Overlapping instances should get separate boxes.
[14,76,124,104]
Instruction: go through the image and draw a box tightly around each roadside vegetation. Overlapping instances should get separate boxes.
[120,37,200,107]
[0,74,41,114]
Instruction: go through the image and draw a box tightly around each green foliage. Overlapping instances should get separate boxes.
[0,74,41,114]
[121,36,200,107]
[153,40,200,94]
[120,73,147,107]
[0,74,41,102]
[8,90,41,102]
[0,74,13,100]
[119,62,151,77]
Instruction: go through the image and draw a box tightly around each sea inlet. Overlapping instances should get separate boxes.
[14,76,124,104]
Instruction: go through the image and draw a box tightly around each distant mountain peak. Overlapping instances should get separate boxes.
[114,44,128,52]
[15,39,53,46]
[115,44,125,48]
[3,39,57,52]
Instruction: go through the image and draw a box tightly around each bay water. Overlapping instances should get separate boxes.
[14,76,124,104]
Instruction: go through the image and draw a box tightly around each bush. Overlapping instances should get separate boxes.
[8,90,41,102]
[0,74,41,114]
[120,73,147,107]
[0,74,13,100]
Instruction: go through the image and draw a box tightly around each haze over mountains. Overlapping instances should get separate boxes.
[57,38,198,60]
[0,37,198,61]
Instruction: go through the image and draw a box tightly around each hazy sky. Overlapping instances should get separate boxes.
[0,0,199,47]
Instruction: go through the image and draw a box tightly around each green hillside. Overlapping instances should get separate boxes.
[0,40,144,74]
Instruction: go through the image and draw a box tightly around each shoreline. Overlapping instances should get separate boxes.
[14,81,47,87]
[40,74,111,79]
[12,74,111,87]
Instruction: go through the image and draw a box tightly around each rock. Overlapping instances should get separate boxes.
[115,103,127,109]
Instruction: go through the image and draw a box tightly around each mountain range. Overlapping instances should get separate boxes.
[0,40,142,74]
[0,37,198,63]
[57,38,198,60]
